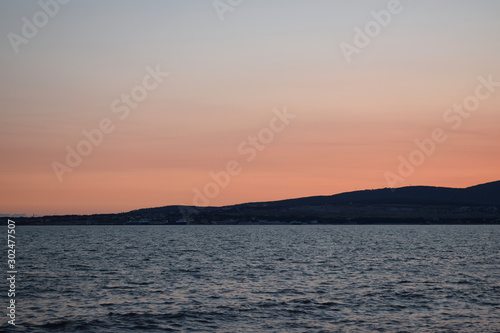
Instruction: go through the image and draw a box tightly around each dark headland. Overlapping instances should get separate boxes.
[14,180,500,225]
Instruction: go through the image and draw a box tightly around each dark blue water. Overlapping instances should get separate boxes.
[2,225,499,332]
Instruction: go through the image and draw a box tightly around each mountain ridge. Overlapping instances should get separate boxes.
[13,180,500,225]
[230,180,500,208]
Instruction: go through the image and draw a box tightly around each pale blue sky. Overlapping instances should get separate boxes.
[1,0,500,214]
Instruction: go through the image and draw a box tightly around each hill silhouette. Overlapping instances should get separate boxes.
[14,180,500,225]
[235,180,500,208]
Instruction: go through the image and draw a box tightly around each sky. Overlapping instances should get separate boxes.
[1,0,499,215]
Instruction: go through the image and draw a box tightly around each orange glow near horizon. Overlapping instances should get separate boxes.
[1,1,499,215]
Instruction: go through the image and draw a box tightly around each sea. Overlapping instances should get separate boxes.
[1,225,499,332]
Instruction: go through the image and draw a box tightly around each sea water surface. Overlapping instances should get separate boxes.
[1,225,499,332]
